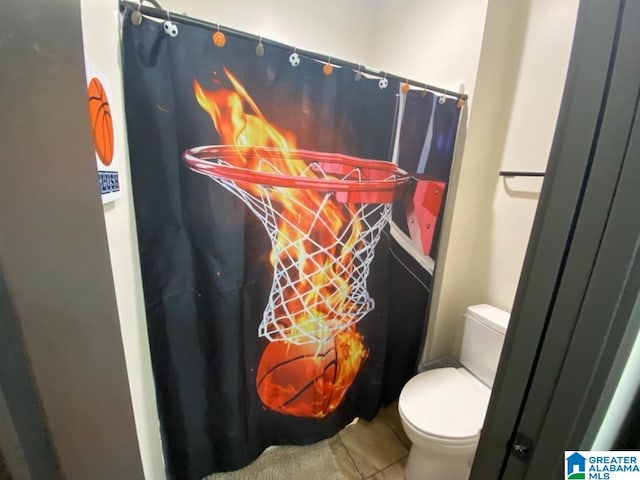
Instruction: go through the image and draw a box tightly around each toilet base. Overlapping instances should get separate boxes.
[404,443,474,480]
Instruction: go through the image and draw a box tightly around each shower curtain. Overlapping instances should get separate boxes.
[121,7,461,479]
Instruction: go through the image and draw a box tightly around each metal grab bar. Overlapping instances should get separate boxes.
[499,171,545,177]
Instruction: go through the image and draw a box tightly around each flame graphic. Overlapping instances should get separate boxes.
[194,68,368,417]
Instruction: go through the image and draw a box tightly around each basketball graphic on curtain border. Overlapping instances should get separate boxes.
[87,77,114,166]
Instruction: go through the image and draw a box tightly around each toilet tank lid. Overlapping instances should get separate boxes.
[466,304,510,335]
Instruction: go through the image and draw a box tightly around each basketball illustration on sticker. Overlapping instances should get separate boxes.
[87,77,114,166]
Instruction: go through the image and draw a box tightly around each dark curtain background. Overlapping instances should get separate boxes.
[383,91,461,401]
[122,8,461,479]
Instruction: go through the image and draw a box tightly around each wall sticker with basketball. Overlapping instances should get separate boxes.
[85,62,120,203]
[122,9,462,478]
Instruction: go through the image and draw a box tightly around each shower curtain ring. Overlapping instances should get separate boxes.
[354,65,362,81]
[420,83,428,98]
[378,72,389,90]
[163,9,179,37]
[323,56,333,76]
[213,23,226,47]
[402,78,410,94]
[289,46,300,67]
[131,1,143,25]
[256,36,265,57]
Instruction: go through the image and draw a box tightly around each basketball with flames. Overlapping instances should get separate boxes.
[256,329,367,417]
[186,68,404,417]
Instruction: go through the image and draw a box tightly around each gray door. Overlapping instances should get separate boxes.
[0,0,145,478]
[471,0,640,478]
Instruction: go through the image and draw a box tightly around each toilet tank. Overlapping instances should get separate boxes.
[459,304,510,388]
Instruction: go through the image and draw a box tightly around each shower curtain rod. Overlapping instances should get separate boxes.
[119,0,468,101]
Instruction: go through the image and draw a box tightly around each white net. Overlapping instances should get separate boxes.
[194,154,396,345]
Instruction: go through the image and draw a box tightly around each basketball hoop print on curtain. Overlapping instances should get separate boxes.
[184,69,409,417]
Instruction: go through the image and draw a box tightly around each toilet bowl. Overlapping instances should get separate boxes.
[399,305,509,480]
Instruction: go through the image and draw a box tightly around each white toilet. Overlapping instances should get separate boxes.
[399,304,510,480]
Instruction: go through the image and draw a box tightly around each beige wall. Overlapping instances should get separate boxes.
[369,0,489,101]
[426,0,533,360]
[485,0,580,311]
[160,0,379,65]
[372,0,579,361]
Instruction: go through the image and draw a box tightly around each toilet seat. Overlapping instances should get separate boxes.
[399,368,491,444]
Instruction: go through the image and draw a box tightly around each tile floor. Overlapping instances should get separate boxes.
[335,402,411,479]
[208,402,412,480]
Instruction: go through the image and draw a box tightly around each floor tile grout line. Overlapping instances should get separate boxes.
[337,432,367,479]
[388,426,410,451]
[364,456,409,479]
[379,405,411,452]
[342,408,410,478]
